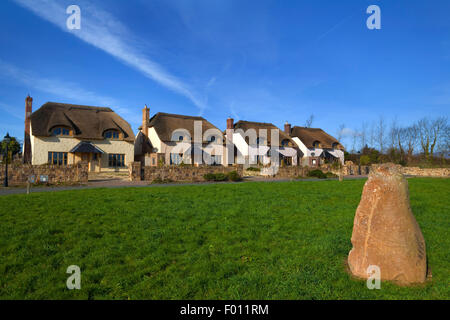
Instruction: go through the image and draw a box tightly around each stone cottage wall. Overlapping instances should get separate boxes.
[0,161,89,185]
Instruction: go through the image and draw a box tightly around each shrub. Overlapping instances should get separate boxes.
[203,173,217,181]
[203,171,242,182]
[360,155,370,166]
[307,169,327,179]
[246,167,261,172]
[214,173,228,181]
[227,171,242,182]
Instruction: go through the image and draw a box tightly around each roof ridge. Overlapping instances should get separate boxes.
[292,126,323,131]
[154,112,205,120]
[236,120,276,126]
[44,102,112,111]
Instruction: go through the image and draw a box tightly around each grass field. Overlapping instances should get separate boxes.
[0,178,448,299]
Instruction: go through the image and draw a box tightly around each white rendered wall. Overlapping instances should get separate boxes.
[31,127,134,171]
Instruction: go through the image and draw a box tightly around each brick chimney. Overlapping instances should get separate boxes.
[227,117,234,130]
[284,121,291,135]
[23,95,32,164]
[225,117,234,165]
[142,105,149,136]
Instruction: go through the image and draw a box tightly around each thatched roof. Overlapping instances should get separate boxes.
[290,126,343,149]
[30,102,134,142]
[233,120,296,146]
[142,112,221,142]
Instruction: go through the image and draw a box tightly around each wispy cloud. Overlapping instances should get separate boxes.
[229,101,240,121]
[338,127,356,138]
[0,101,24,120]
[0,60,119,107]
[13,0,207,113]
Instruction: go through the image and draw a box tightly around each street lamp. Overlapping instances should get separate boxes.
[3,133,11,187]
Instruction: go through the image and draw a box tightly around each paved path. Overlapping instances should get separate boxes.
[0,176,369,196]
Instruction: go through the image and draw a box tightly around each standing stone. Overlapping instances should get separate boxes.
[348,163,427,285]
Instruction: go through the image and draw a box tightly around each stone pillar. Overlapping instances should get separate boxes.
[129,161,142,181]
[348,163,427,285]
[23,95,33,164]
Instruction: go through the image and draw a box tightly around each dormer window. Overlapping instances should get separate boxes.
[281,139,290,147]
[52,127,71,136]
[313,141,321,148]
[104,130,120,140]
[332,142,339,149]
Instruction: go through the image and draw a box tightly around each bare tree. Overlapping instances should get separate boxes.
[388,118,399,151]
[336,123,345,142]
[442,124,450,156]
[304,114,314,128]
[351,130,360,153]
[417,116,448,160]
[375,116,386,153]
[359,122,368,150]
[399,125,418,162]
[369,122,375,149]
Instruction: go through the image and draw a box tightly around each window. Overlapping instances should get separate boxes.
[108,154,125,167]
[209,136,216,142]
[179,136,184,141]
[104,130,120,140]
[211,155,222,165]
[313,141,321,148]
[332,142,339,149]
[281,139,290,147]
[48,152,68,165]
[52,127,71,136]
[170,153,183,165]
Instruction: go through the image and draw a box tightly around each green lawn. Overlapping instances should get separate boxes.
[0,178,448,299]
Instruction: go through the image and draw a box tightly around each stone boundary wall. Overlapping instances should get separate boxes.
[128,161,449,182]
[0,162,89,185]
[400,167,450,177]
[129,162,244,182]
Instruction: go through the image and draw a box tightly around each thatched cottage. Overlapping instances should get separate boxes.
[224,118,300,166]
[26,99,134,172]
[135,106,227,166]
[285,124,345,166]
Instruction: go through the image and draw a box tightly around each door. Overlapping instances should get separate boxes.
[90,153,97,172]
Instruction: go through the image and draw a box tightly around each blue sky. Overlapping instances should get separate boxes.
[0,0,449,149]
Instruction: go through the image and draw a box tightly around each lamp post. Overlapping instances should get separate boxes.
[3,133,10,187]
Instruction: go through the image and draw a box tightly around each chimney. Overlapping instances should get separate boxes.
[142,105,149,136]
[23,95,32,164]
[284,121,291,135]
[225,117,234,166]
[227,117,234,130]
